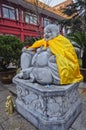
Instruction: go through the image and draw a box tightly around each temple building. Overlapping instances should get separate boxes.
[0,0,73,42]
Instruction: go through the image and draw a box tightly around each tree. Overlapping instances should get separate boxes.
[62,0,86,69]
[62,0,86,33]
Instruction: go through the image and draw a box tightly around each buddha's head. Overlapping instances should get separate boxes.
[44,24,59,41]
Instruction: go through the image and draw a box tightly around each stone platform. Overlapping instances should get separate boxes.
[13,77,81,130]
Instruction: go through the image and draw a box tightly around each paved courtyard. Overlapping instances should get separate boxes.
[0,81,86,130]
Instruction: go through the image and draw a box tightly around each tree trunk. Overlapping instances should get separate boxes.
[82,50,86,68]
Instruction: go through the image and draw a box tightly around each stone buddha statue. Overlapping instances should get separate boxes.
[16,24,83,85]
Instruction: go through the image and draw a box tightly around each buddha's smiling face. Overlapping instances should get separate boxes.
[44,24,59,41]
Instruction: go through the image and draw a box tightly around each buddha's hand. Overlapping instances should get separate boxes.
[36,46,47,54]
[22,47,27,52]
[22,47,35,54]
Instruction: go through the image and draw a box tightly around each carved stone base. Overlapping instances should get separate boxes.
[13,78,82,130]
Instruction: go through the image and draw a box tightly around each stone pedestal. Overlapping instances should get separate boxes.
[13,77,81,130]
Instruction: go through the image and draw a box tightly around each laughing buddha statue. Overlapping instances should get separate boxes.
[17,24,83,85]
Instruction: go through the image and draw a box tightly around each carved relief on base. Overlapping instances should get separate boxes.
[16,82,80,120]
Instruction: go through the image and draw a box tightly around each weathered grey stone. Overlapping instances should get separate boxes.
[19,47,60,85]
[13,77,82,130]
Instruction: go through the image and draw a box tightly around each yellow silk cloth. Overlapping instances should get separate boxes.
[27,35,83,84]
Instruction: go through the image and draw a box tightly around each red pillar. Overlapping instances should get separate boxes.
[20,29,24,42]
[18,8,24,42]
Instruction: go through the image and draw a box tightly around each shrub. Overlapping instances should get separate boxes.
[0,35,23,70]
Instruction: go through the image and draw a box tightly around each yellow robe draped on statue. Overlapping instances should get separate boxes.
[27,35,83,84]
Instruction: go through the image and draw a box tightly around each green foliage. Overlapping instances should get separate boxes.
[0,35,23,70]
[67,32,86,68]
[67,32,86,49]
[62,0,84,16]
[63,3,77,16]
[62,0,85,33]
[24,37,40,47]
[78,58,82,67]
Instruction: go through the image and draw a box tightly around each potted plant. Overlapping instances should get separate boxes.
[0,35,23,84]
[67,31,86,81]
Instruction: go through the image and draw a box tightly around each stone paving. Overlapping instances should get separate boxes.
[0,81,86,130]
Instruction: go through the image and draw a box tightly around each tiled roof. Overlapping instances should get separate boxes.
[5,0,64,20]
[5,0,76,20]
[25,0,64,19]
[25,0,76,19]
